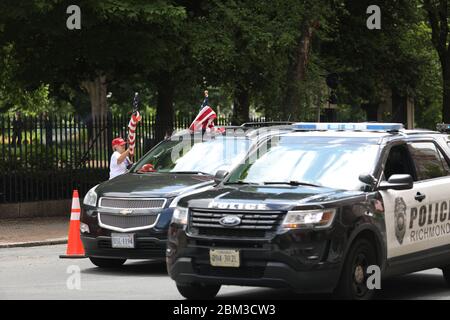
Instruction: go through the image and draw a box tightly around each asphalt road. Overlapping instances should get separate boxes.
[0,244,449,300]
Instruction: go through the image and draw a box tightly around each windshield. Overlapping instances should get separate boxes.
[226,136,381,190]
[132,136,251,175]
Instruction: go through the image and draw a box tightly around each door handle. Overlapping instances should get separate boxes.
[415,192,426,202]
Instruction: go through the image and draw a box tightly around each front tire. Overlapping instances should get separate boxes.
[335,238,377,300]
[176,282,221,300]
[442,267,450,287]
[89,257,126,268]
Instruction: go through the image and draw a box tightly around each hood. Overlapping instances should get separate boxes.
[95,172,213,198]
[180,184,365,211]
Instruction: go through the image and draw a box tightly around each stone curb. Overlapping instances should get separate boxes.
[0,238,68,249]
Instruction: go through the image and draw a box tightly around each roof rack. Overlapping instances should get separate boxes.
[437,123,450,133]
[292,122,404,133]
[241,121,294,128]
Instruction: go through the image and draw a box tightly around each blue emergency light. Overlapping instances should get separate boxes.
[437,123,450,132]
[292,122,404,132]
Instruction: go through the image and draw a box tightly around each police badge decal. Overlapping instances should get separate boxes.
[394,197,407,244]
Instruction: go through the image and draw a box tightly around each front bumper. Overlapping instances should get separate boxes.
[167,225,344,293]
[169,257,339,292]
[80,206,174,259]
[81,234,167,259]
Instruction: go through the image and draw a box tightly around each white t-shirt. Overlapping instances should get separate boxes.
[109,151,130,179]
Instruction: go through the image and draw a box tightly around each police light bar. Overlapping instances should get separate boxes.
[292,122,404,132]
[437,123,450,133]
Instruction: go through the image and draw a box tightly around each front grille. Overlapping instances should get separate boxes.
[198,228,266,238]
[98,239,166,254]
[98,213,158,230]
[189,209,284,239]
[99,197,166,209]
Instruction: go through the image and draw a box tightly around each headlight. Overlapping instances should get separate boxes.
[171,207,188,225]
[282,209,336,229]
[83,185,98,207]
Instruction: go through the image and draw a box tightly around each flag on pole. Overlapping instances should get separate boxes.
[189,106,218,132]
[189,90,224,133]
[128,93,141,156]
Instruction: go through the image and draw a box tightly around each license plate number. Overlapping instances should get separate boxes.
[210,249,240,267]
[111,233,135,248]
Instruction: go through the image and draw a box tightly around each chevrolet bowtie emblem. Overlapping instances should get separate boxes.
[120,209,133,215]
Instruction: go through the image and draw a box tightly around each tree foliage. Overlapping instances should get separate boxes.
[0,0,447,129]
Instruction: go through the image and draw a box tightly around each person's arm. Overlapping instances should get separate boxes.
[117,149,130,165]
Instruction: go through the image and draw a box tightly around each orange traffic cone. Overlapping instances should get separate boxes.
[60,190,86,259]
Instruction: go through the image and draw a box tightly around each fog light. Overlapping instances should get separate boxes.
[80,222,90,234]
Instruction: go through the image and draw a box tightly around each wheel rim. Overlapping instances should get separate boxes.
[351,252,369,297]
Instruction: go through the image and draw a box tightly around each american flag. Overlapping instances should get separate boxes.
[189,105,218,132]
[128,93,141,156]
[188,90,225,133]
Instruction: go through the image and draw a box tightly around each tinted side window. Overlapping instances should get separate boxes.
[408,142,449,180]
[439,146,450,172]
[383,144,415,180]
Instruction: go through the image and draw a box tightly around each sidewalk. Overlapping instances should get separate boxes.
[0,217,69,248]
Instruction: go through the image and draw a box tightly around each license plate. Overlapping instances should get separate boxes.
[210,249,240,267]
[111,233,135,248]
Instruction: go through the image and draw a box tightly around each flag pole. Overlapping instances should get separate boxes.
[128,92,140,163]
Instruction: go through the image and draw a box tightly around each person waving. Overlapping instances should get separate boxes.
[110,137,131,179]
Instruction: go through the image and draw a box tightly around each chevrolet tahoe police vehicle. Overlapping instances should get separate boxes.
[167,122,450,299]
[80,125,292,268]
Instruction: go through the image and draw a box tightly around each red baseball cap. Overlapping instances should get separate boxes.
[112,137,126,147]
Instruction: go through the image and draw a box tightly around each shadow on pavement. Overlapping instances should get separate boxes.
[81,259,168,277]
[217,270,448,300]
[376,271,448,300]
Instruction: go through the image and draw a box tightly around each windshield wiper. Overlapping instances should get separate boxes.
[224,180,260,185]
[170,171,212,176]
[263,181,322,187]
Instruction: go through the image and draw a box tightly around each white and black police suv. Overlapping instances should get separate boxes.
[167,122,450,299]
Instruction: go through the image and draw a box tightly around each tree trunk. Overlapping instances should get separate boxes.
[81,74,111,156]
[232,84,250,125]
[442,63,450,123]
[282,21,319,120]
[155,74,175,143]
[424,0,450,122]
[391,88,407,125]
[81,74,108,119]
[361,103,379,121]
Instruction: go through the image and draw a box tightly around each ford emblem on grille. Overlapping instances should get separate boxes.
[219,215,241,227]
[120,209,133,216]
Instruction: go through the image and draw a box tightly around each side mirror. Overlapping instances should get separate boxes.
[359,174,377,186]
[378,174,413,191]
[214,170,229,184]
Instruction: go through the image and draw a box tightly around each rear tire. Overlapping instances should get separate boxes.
[176,282,221,300]
[335,238,377,300]
[442,267,450,287]
[89,257,126,268]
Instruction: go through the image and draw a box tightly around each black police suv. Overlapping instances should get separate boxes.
[167,123,450,299]
[80,125,291,268]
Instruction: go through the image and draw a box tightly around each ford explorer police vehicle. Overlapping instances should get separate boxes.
[167,123,450,299]
[80,125,292,268]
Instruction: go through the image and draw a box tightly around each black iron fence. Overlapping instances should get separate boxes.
[0,113,257,203]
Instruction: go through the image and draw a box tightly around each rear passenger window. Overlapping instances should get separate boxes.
[408,142,450,180]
